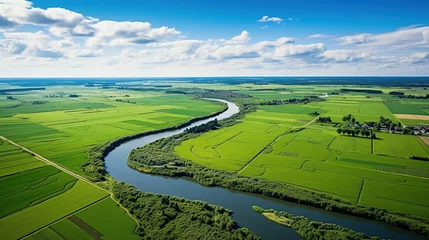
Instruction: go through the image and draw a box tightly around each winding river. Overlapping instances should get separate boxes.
[105,99,424,240]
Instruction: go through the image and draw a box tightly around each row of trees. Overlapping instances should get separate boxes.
[260,96,321,105]
[185,119,220,134]
[340,88,383,94]
[253,206,381,240]
[112,182,259,240]
[316,116,332,123]
[337,128,375,138]
[399,94,429,99]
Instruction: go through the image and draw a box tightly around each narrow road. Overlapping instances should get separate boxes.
[0,135,139,234]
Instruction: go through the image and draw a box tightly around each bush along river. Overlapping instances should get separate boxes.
[104,99,424,240]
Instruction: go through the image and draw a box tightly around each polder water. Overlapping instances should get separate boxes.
[105,99,424,240]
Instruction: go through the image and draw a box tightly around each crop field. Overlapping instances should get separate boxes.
[0,180,108,240]
[374,133,429,158]
[0,139,46,176]
[0,86,223,174]
[75,198,139,240]
[0,166,76,218]
[0,134,139,240]
[176,86,429,217]
[27,198,138,240]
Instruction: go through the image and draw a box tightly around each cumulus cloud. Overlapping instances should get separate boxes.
[0,0,428,76]
[339,26,429,47]
[338,33,375,45]
[275,43,325,57]
[253,37,294,51]
[258,16,283,23]
[0,15,17,29]
[225,30,250,44]
[321,50,368,63]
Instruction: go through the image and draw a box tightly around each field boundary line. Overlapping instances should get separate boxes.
[237,128,292,175]
[0,136,140,235]
[18,195,110,240]
[357,180,365,204]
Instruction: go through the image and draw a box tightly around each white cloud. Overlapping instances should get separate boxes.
[253,37,294,51]
[258,16,283,23]
[321,50,368,63]
[338,33,375,45]
[275,43,325,57]
[0,0,428,76]
[225,30,250,44]
[339,26,429,47]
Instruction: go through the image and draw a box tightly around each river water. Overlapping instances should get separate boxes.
[105,99,424,240]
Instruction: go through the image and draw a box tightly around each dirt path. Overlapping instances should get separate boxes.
[0,136,139,237]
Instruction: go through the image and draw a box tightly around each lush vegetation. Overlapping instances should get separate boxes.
[0,181,108,240]
[112,182,259,240]
[1,80,429,239]
[252,206,382,240]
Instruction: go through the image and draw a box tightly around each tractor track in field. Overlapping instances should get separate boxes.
[237,116,319,175]
[0,135,139,238]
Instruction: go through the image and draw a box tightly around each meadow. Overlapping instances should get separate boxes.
[27,198,139,240]
[0,84,226,239]
[0,86,224,174]
[175,84,429,218]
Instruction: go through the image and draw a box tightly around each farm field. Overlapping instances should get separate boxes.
[0,139,46,176]
[175,85,429,218]
[0,180,108,240]
[0,130,139,240]
[27,198,139,240]
[0,86,224,174]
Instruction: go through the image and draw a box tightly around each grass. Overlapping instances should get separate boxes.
[261,212,293,227]
[374,133,429,158]
[0,180,108,240]
[0,140,46,176]
[175,87,429,217]
[0,87,224,175]
[385,103,429,115]
[75,198,139,240]
[0,166,77,218]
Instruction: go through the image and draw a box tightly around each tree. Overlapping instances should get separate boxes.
[337,128,342,134]
[354,129,360,136]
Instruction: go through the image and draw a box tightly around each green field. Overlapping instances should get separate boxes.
[176,87,429,217]
[0,180,108,240]
[0,87,223,174]
[76,198,139,240]
[27,198,139,240]
[0,166,77,218]
[0,139,46,176]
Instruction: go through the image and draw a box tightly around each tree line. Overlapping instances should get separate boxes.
[185,119,220,134]
[260,96,322,105]
[112,182,259,240]
[252,206,382,240]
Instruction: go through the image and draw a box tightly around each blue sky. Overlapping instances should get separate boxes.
[0,0,428,76]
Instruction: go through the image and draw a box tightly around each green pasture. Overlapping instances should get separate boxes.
[0,140,46,176]
[374,133,429,158]
[0,87,224,174]
[0,180,108,240]
[76,198,139,240]
[175,87,429,217]
[0,166,76,218]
